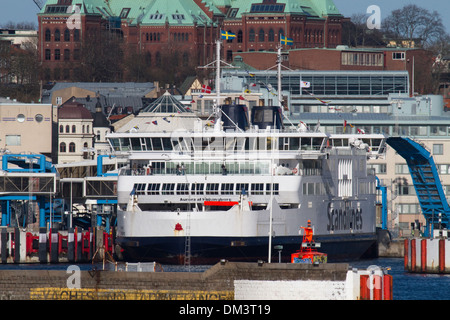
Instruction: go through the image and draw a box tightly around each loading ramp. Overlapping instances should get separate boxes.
[386,137,450,237]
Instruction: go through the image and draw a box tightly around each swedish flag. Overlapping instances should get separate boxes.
[221,30,236,40]
[280,35,293,45]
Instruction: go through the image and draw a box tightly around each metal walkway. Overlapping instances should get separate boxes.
[386,137,450,236]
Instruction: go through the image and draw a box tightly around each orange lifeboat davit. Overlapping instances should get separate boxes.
[291,220,327,264]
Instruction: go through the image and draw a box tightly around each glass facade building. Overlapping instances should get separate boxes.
[223,70,409,97]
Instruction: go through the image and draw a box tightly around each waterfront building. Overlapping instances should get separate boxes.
[57,100,94,164]
[37,0,345,82]
[0,99,53,157]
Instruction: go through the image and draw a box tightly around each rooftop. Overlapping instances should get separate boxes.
[39,0,342,27]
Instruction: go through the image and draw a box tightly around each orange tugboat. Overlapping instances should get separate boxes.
[291,220,327,264]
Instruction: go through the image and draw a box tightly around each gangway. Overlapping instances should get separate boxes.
[386,137,450,237]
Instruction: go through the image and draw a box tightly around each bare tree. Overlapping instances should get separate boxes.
[382,4,446,49]
[341,13,386,48]
[1,21,37,30]
[76,29,124,82]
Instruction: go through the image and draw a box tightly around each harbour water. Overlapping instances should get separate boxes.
[350,257,450,300]
[0,257,449,300]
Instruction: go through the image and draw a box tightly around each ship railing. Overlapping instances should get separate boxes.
[118,167,322,176]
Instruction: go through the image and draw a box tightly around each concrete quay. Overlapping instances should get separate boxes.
[0,261,391,300]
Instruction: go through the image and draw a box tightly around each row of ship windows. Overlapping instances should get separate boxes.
[133,183,279,196]
[110,137,325,152]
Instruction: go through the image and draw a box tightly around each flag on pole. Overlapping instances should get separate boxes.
[280,35,294,45]
[245,69,255,77]
[201,85,212,94]
[221,30,236,40]
[300,81,311,88]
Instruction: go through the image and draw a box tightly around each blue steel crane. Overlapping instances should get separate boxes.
[386,137,450,237]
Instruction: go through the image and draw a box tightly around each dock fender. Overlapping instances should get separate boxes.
[115,244,124,261]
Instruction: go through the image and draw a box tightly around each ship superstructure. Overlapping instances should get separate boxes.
[108,41,387,264]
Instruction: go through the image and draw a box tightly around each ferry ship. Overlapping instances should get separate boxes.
[109,42,387,264]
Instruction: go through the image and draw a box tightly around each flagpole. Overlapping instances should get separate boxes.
[277,44,282,109]
[214,39,222,132]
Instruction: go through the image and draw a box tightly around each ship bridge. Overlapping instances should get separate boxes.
[386,137,450,237]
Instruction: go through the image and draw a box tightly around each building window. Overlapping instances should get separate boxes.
[64,49,70,61]
[392,52,405,60]
[237,30,243,43]
[120,8,130,18]
[5,135,21,146]
[59,142,66,153]
[64,28,70,41]
[65,125,70,133]
[54,29,60,42]
[268,29,274,42]
[83,142,89,159]
[258,29,264,42]
[73,49,80,60]
[249,29,255,42]
[395,164,409,174]
[74,29,80,42]
[72,125,76,133]
[63,68,70,80]
[45,49,51,60]
[368,163,387,174]
[226,50,233,62]
[45,29,51,42]
[69,142,76,153]
[53,68,61,80]
[60,125,64,133]
[433,144,444,155]
[55,49,61,60]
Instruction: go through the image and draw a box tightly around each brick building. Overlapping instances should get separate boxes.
[235,46,434,95]
[37,0,345,82]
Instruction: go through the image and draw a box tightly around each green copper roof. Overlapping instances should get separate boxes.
[40,0,217,26]
[226,0,341,18]
[40,0,341,25]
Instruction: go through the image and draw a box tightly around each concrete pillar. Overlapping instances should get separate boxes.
[13,228,20,263]
[1,228,7,263]
[38,227,47,263]
[76,227,82,262]
[68,228,75,262]
[50,228,58,263]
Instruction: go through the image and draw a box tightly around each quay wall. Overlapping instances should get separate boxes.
[404,238,450,273]
[0,262,390,300]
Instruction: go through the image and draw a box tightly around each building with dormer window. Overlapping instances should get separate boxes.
[37,0,344,82]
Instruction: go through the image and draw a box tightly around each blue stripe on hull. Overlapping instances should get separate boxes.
[116,233,377,264]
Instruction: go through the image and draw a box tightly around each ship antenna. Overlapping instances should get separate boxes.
[214,39,222,132]
[198,39,238,132]
[277,44,282,109]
